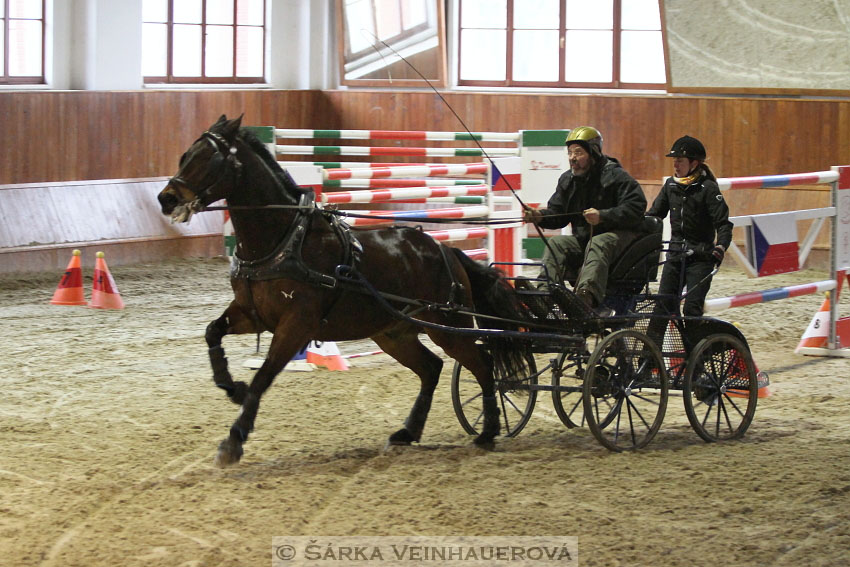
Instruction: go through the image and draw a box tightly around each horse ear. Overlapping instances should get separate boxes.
[214,114,228,127]
[221,114,243,140]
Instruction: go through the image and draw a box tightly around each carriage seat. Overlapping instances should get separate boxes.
[514,216,662,321]
[605,216,663,295]
[562,216,662,294]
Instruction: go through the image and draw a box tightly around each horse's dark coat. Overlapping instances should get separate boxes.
[158,115,529,466]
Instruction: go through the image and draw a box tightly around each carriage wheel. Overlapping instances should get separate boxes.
[551,333,604,428]
[683,334,758,442]
[582,329,668,452]
[451,355,538,438]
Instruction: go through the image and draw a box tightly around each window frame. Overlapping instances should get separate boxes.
[337,0,447,88]
[143,0,267,85]
[0,0,47,85]
[456,0,668,90]
[342,0,433,62]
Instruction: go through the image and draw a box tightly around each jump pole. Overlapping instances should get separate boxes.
[701,166,850,357]
[251,127,534,275]
[278,128,522,274]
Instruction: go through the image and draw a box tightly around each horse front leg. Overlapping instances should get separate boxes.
[205,303,261,405]
[215,322,313,467]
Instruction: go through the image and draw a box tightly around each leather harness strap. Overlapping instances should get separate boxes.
[229,191,362,325]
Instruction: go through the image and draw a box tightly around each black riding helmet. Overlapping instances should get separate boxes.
[666,135,706,161]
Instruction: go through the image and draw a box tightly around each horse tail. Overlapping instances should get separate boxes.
[448,247,532,380]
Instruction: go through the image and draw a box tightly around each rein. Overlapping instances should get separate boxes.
[202,202,584,226]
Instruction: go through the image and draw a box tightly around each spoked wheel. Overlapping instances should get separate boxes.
[451,355,539,438]
[582,329,668,452]
[551,333,604,428]
[683,334,758,442]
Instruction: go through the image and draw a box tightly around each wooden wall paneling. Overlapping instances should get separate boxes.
[0,90,334,185]
[2,89,849,187]
[700,97,726,177]
[839,102,850,168]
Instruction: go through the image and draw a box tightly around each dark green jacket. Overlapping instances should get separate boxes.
[537,156,647,243]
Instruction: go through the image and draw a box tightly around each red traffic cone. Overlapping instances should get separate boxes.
[51,249,87,305]
[89,252,124,309]
[306,341,349,371]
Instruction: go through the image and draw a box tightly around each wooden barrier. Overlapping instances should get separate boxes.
[0,178,223,273]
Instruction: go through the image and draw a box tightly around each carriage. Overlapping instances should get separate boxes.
[158,116,765,465]
[450,229,766,452]
[342,212,765,453]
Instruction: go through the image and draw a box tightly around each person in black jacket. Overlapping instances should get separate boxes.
[647,135,733,329]
[523,126,647,312]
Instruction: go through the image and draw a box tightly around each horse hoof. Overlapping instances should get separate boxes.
[387,428,416,446]
[473,435,496,451]
[228,382,249,405]
[214,438,243,467]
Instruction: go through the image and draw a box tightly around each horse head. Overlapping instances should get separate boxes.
[158,115,245,223]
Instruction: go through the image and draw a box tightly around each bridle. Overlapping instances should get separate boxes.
[168,130,243,207]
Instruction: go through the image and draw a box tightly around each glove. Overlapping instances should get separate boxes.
[711,245,725,265]
[523,207,543,224]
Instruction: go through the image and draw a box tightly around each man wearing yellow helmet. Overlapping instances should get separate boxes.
[523,126,647,312]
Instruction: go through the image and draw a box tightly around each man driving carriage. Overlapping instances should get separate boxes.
[522,126,647,315]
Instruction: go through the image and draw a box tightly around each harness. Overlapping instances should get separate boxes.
[175,127,466,324]
[230,191,362,286]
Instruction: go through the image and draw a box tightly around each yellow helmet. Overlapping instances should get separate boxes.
[565,126,603,157]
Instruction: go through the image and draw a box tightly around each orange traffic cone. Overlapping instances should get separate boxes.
[306,341,349,371]
[796,293,831,351]
[51,249,87,305]
[89,252,125,309]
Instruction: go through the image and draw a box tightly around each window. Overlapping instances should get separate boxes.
[458,0,666,89]
[143,0,266,84]
[340,0,442,83]
[1,0,45,85]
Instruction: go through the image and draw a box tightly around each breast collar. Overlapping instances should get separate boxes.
[229,191,362,287]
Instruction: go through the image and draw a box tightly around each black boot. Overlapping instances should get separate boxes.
[575,287,613,318]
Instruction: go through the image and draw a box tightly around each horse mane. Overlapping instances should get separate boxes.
[238,128,310,199]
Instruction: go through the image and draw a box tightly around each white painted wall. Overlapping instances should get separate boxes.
[269,0,334,89]
[87,0,144,90]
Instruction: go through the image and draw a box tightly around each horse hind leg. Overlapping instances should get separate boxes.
[373,330,443,446]
[205,303,262,405]
[430,332,500,448]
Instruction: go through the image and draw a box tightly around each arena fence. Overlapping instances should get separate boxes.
[703,166,850,357]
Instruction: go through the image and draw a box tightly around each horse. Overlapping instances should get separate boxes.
[157,115,531,466]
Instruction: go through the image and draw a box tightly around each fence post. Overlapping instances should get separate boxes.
[829,165,850,350]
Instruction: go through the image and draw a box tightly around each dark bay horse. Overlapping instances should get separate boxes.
[158,115,530,466]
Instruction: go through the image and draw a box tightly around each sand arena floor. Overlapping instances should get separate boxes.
[1,257,849,566]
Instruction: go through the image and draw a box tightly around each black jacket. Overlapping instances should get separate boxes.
[647,173,733,252]
[537,156,647,243]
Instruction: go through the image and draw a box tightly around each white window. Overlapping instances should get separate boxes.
[1,0,45,85]
[341,0,440,81]
[143,0,266,84]
[458,0,666,89]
